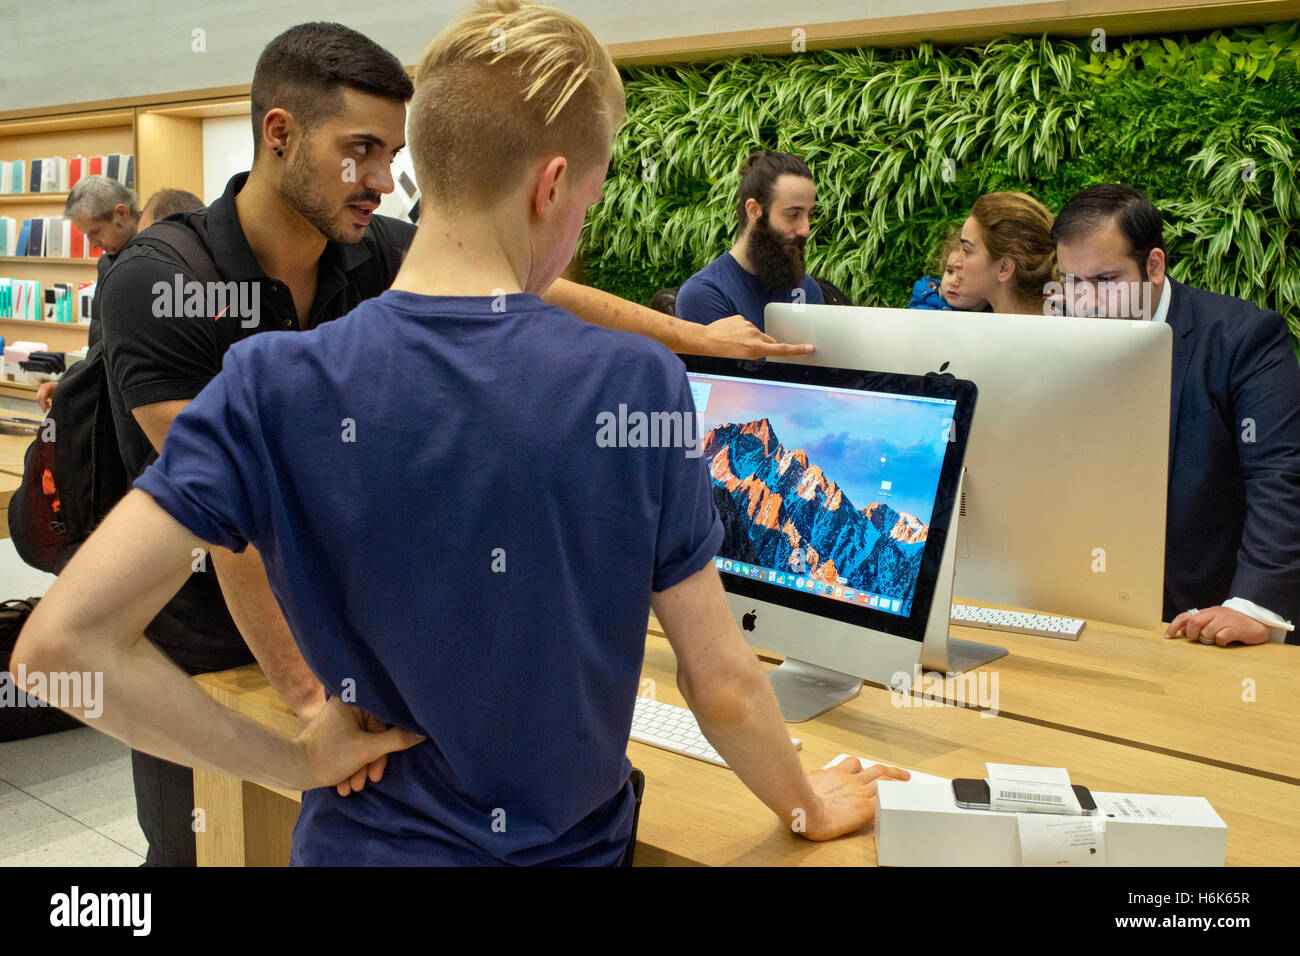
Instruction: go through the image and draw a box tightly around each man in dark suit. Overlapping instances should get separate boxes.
[1053,184,1299,646]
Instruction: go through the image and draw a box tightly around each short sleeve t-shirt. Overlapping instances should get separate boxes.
[133,290,723,865]
[676,251,824,332]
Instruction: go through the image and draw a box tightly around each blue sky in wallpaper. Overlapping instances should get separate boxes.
[688,373,954,523]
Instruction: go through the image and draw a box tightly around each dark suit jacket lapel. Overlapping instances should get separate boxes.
[1165,277,1198,476]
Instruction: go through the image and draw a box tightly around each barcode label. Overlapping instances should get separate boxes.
[997,789,1064,804]
[1100,796,1174,820]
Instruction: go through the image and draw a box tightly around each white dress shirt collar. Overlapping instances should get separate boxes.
[1150,277,1172,324]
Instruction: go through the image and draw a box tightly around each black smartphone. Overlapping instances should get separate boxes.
[952,778,1097,814]
[0,417,41,435]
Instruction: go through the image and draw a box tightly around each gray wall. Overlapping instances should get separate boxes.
[3,0,1026,111]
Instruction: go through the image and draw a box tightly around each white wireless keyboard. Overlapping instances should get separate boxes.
[950,603,1085,640]
[630,695,801,768]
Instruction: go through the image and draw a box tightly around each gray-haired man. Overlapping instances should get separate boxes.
[65,174,140,259]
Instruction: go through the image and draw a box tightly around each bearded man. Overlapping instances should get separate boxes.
[676,150,823,331]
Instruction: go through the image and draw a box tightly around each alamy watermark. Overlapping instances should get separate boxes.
[890,663,999,718]
[1043,277,1157,319]
[596,405,703,458]
[1,666,103,718]
[50,886,150,935]
[152,274,261,328]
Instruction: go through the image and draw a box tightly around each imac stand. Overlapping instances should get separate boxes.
[919,468,1008,674]
[763,469,1006,721]
[766,659,863,723]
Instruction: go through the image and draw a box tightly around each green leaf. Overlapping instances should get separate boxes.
[585,31,1300,314]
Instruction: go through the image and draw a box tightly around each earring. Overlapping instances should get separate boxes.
[276,148,284,157]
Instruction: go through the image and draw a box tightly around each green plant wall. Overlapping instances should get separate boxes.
[577,22,1300,347]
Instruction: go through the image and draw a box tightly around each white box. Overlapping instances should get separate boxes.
[875,780,1227,866]
[4,363,35,385]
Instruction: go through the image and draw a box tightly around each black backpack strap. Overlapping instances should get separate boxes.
[123,220,222,285]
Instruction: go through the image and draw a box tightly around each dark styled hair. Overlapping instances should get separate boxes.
[142,188,205,221]
[250,22,414,161]
[1052,184,1166,280]
[736,150,812,232]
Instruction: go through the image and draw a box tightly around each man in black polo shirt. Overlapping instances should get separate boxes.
[97,24,420,866]
[99,22,809,866]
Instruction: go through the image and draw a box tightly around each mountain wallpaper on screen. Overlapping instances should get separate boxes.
[703,419,928,605]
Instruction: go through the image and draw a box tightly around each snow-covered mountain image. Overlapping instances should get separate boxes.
[703,419,928,603]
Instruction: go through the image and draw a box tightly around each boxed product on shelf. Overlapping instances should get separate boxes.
[0,217,17,255]
[3,339,50,384]
[0,279,43,320]
[3,340,49,366]
[0,160,26,195]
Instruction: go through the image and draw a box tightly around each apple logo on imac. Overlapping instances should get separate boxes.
[742,609,757,631]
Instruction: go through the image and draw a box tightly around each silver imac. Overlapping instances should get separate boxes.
[685,361,995,722]
[765,303,1172,630]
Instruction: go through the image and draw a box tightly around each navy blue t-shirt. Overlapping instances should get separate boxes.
[133,290,723,865]
[676,251,824,332]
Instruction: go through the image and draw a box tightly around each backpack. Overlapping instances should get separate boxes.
[813,275,854,307]
[0,597,83,740]
[7,222,221,573]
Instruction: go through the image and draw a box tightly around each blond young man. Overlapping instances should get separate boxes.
[89,18,804,869]
[12,0,902,865]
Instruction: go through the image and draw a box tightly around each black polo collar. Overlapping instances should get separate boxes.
[204,171,375,283]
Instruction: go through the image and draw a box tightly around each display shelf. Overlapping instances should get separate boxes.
[0,257,98,266]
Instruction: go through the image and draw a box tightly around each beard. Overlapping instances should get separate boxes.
[746,211,807,291]
[279,139,382,245]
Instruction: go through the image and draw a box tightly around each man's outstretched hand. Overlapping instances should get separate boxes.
[796,758,911,841]
[699,315,814,360]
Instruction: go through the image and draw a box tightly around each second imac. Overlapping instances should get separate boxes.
[766,303,1172,630]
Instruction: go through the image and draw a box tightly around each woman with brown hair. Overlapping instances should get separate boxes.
[957,191,1057,315]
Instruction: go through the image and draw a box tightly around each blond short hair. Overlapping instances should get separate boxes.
[409,0,625,211]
